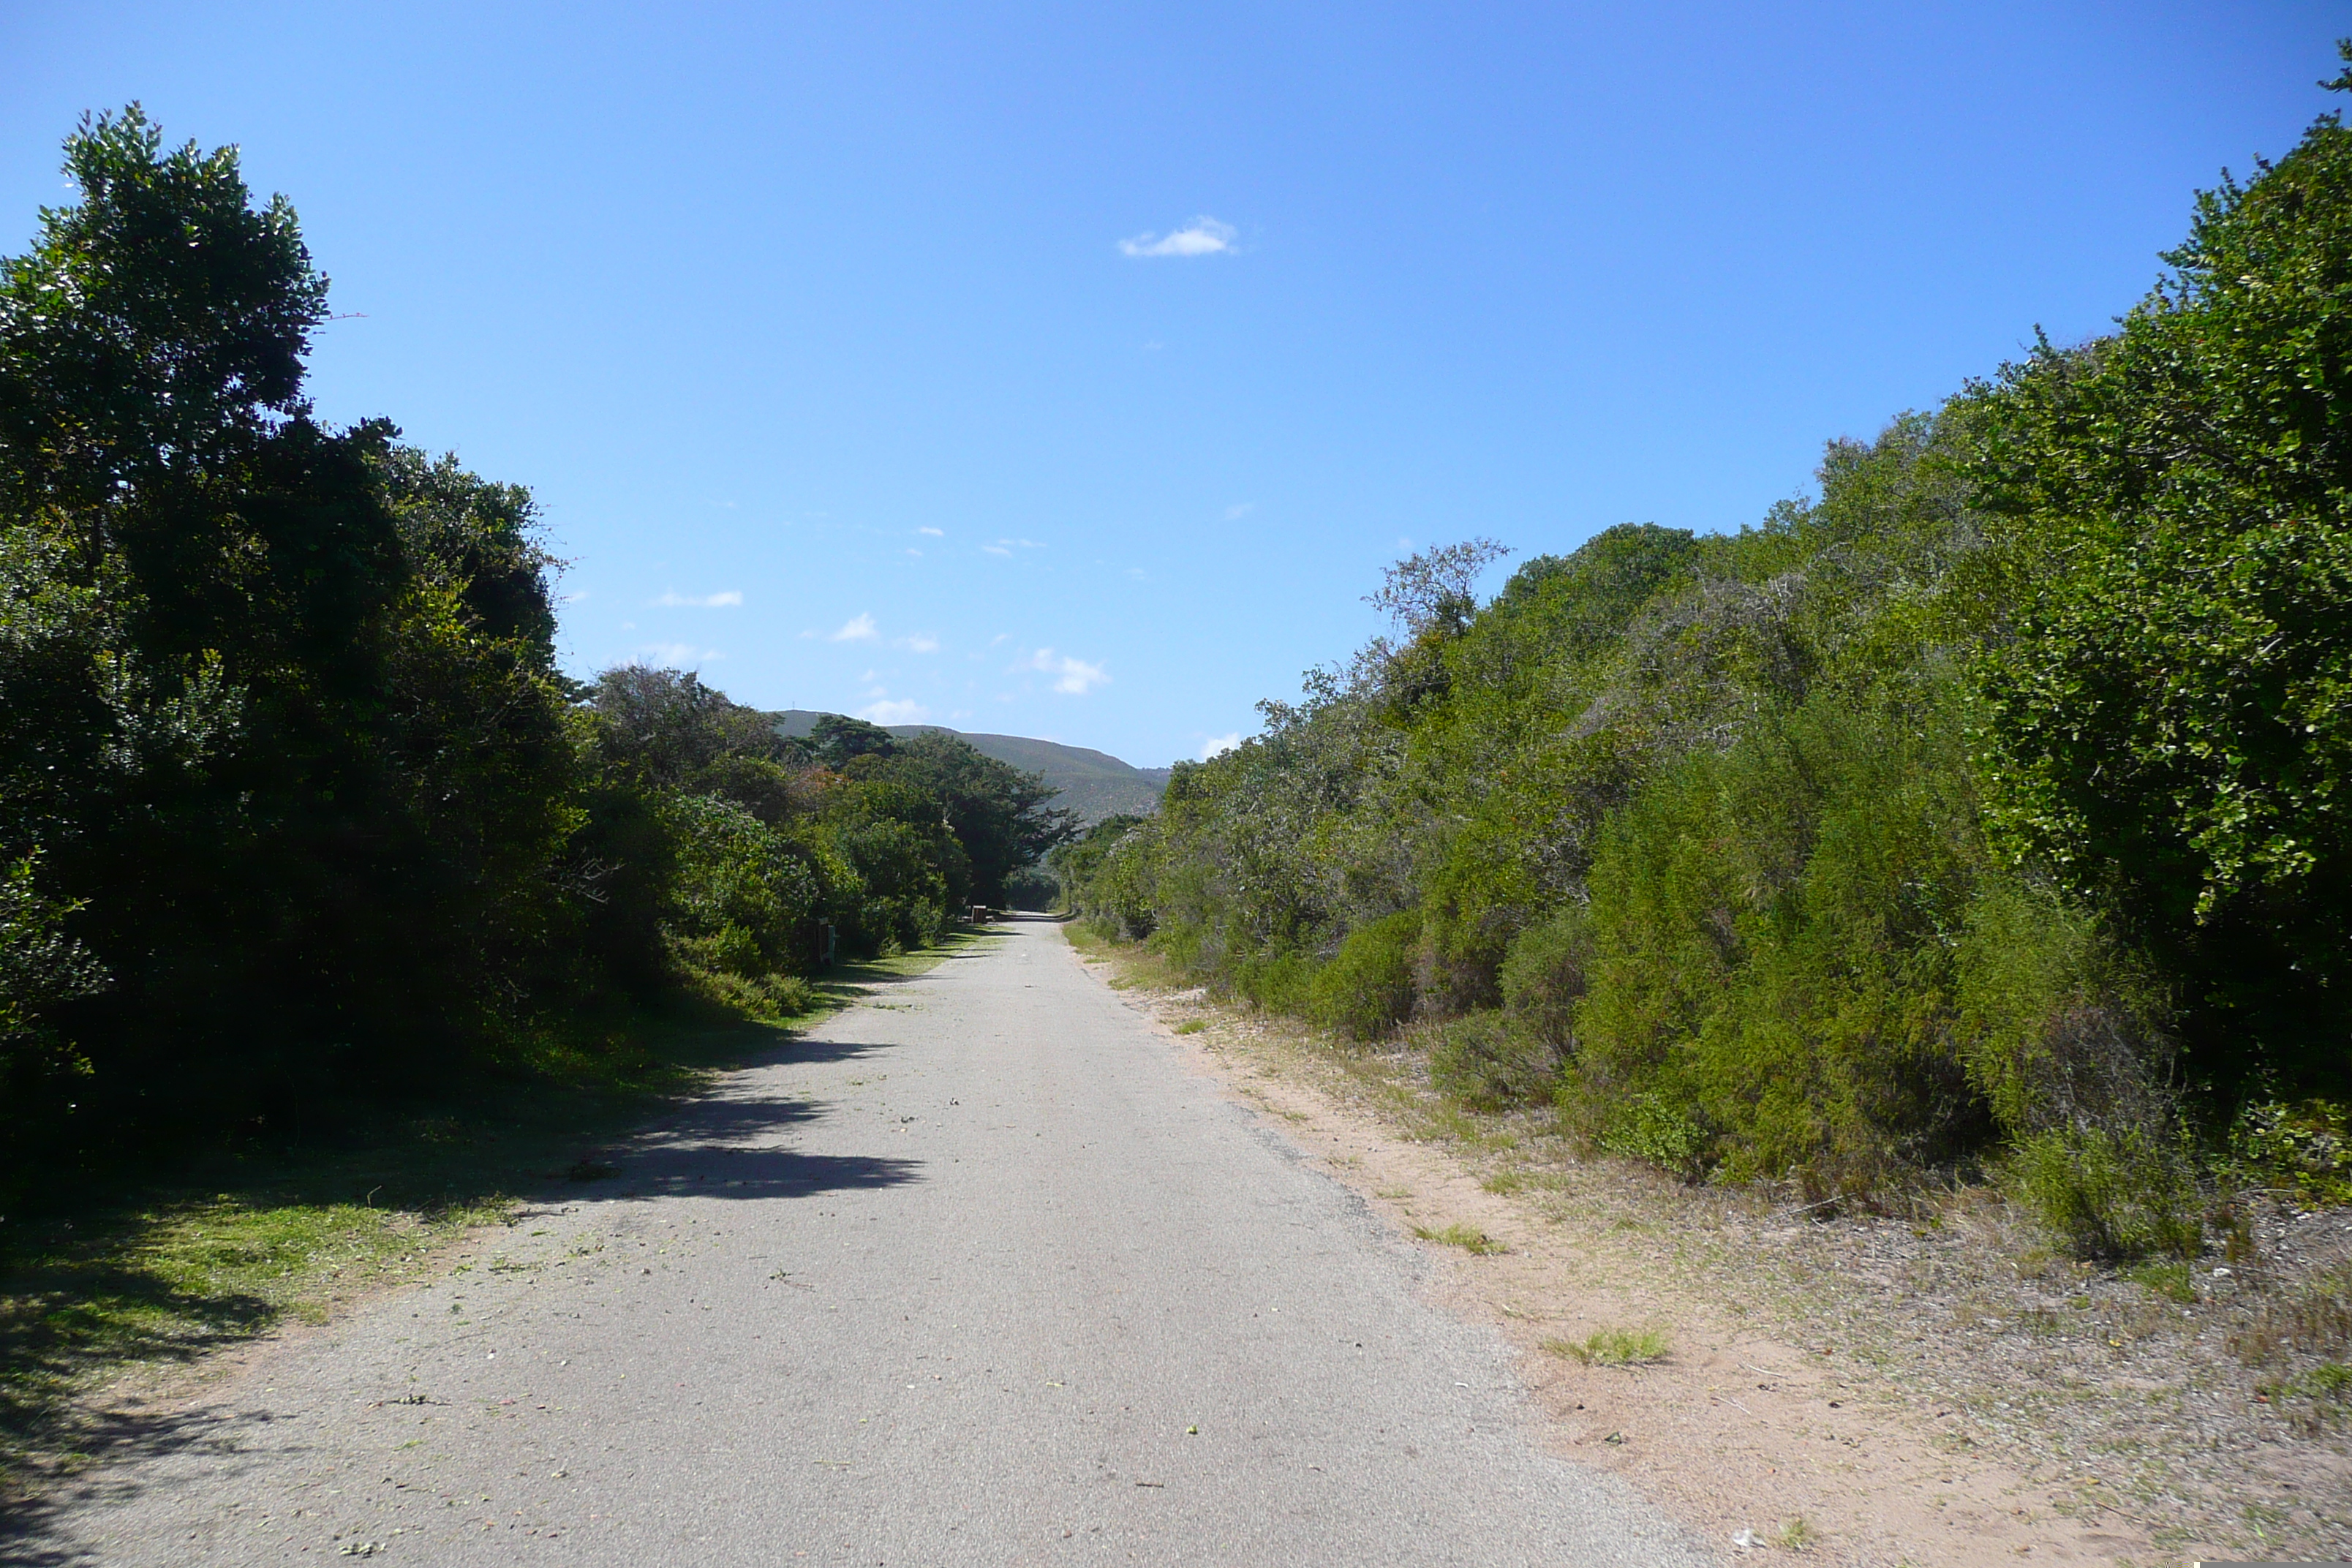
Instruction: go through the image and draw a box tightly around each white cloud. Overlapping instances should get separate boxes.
[981,544,1012,557]
[919,526,944,537]
[642,642,723,667]
[902,548,923,557]
[899,633,941,654]
[861,698,931,725]
[1201,732,1241,760]
[829,612,879,642]
[1119,216,1237,258]
[1224,502,1255,521]
[1019,648,1110,696]
[561,589,590,604]
[653,589,743,608]
[1126,567,1146,581]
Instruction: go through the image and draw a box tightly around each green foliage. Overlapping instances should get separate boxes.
[2005,1125,2204,1262]
[660,793,821,978]
[1083,64,2352,1206]
[2230,1100,2352,1205]
[1308,910,1420,1040]
[851,731,1074,905]
[1965,69,2352,1104]
[1568,687,1993,1194]
[1594,1094,1710,1180]
[0,108,1067,1201]
[1499,907,1593,1052]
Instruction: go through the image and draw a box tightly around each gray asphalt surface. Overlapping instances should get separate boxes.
[17,917,1716,1567]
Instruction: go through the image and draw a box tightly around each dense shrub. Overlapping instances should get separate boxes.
[1308,911,1420,1040]
[2005,1126,2204,1261]
[1043,52,2352,1217]
[1499,907,1592,1052]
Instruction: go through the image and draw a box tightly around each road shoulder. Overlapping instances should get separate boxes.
[1059,926,2260,1568]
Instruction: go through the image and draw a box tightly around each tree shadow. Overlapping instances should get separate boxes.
[0,1000,930,1536]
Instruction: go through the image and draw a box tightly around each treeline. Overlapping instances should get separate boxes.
[1061,61,2352,1256]
[0,110,1069,1203]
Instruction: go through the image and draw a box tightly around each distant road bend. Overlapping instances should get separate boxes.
[28,917,1716,1567]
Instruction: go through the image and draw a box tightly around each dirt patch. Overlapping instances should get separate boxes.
[1063,934,2352,1567]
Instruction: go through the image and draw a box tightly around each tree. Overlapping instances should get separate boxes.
[1966,53,2352,1101]
[851,732,1075,905]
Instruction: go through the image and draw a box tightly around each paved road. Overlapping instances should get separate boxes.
[18,918,1715,1567]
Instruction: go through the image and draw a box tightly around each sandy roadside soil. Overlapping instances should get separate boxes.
[1061,932,2352,1568]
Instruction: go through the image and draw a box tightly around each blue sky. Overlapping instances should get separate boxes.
[1,3,2339,766]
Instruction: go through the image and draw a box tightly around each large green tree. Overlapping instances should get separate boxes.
[1967,56,2352,1101]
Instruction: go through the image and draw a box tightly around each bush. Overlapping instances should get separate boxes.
[1596,1092,1711,1180]
[1308,911,1420,1039]
[677,965,817,1022]
[2006,1125,2204,1261]
[663,794,821,976]
[2230,1100,2352,1205]
[1501,906,1592,1050]
[1230,949,1316,1014]
[1430,1009,1563,1112]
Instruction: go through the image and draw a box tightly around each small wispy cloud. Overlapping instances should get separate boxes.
[899,633,940,654]
[653,589,743,608]
[1224,502,1256,521]
[861,698,931,725]
[981,544,1012,557]
[829,612,879,643]
[1126,567,1146,581]
[918,526,944,538]
[902,548,924,557]
[643,642,723,667]
[1019,649,1110,696]
[1119,216,1237,258]
[1201,732,1241,760]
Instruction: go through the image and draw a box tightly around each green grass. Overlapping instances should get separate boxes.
[2125,1259,2198,1304]
[0,927,990,1497]
[1173,1019,1208,1036]
[1541,1327,1673,1366]
[1409,1221,1505,1255]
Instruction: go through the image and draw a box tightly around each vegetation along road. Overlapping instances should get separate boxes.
[13,917,1711,1567]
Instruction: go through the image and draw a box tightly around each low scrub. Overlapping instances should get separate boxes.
[2004,1126,2203,1262]
[1428,1010,1562,1112]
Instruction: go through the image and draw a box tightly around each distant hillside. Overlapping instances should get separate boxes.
[770,711,1168,826]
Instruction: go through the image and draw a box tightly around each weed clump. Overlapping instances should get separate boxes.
[1409,1221,1504,1255]
[1542,1327,1672,1366]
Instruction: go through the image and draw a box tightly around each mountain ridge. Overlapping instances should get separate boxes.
[769,710,1169,826]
